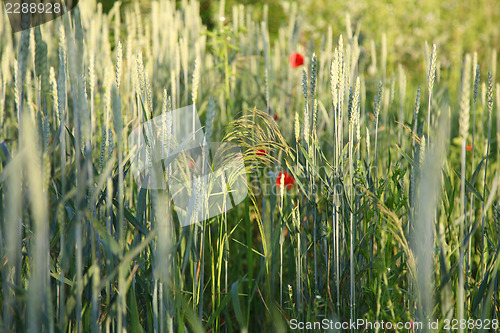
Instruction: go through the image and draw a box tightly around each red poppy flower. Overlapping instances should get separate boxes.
[256,149,267,156]
[466,144,472,151]
[276,171,295,191]
[274,114,279,120]
[289,52,304,68]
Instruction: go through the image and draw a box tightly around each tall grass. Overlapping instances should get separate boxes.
[0,1,499,332]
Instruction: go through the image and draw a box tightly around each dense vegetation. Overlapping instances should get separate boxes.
[0,0,499,332]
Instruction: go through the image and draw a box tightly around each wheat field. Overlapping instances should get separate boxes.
[0,0,499,332]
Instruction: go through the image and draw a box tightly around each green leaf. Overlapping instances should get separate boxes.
[231,280,247,329]
[206,291,232,327]
[396,144,418,170]
[0,141,11,167]
[472,272,490,313]
[470,155,487,187]
[135,187,147,226]
[128,286,143,333]
[227,43,241,51]
[176,293,204,333]
[452,167,484,202]
[87,213,121,255]
[50,271,74,287]
[113,199,149,235]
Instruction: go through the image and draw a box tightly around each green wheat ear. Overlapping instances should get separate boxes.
[116,41,122,90]
[294,110,300,144]
[353,77,361,143]
[426,43,437,142]
[459,54,471,141]
[365,126,370,158]
[419,135,426,168]
[473,64,480,103]
[192,57,201,107]
[427,44,437,94]
[49,67,59,123]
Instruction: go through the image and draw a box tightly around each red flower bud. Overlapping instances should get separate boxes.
[276,171,295,191]
[289,52,304,68]
[256,149,267,156]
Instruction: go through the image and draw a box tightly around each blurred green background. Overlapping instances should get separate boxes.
[94,0,499,123]
[97,0,499,71]
[97,0,500,45]
[97,0,289,33]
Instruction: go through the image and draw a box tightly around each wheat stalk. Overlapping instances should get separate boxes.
[458,53,471,333]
